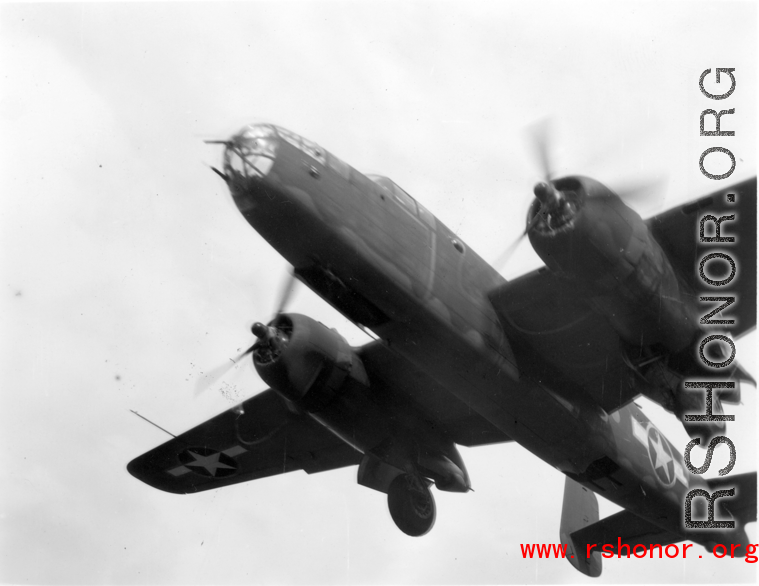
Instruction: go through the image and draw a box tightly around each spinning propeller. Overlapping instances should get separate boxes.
[194,268,298,397]
[492,120,556,270]
[493,119,666,271]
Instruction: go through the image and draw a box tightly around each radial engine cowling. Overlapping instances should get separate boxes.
[527,176,654,285]
[527,175,699,354]
[253,313,369,412]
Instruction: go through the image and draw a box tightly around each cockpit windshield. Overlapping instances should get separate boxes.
[274,125,328,166]
[224,124,278,179]
[367,175,417,214]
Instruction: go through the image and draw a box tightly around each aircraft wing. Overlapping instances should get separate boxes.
[489,178,756,413]
[646,177,756,338]
[357,341,513,447]
[129,342,512,494]
[489,269,638,413]
[127,389,362,494]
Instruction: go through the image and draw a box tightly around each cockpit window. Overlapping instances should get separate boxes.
[273,125,327,167]
[367,175,394,192]
[367,174,417,215]
[275,126,302,150]
[224,124,278,178]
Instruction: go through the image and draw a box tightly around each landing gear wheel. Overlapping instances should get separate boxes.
[387,473,436,537]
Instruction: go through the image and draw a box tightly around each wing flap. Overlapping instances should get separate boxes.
[128,389,361,494]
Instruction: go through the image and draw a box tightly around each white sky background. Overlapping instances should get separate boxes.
[0,1,756,584]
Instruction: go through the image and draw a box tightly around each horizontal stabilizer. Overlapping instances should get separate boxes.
[570,509,682,570]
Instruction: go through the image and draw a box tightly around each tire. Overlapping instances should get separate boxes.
[387,473,436,537]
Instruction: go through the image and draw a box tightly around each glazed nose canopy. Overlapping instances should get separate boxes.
[223,124,278,179]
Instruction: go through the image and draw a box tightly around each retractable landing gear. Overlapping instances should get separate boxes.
[387,473,436,536]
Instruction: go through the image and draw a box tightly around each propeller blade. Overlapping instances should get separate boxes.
[492,232,528,272]
[274,268,298,316]
[193,343,256,397]
[492,203,544,271]
[194,265,296,399]
[611,174,668,205]
[526,118,554,181]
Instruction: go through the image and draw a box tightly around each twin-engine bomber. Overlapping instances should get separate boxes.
[128,123,756,576]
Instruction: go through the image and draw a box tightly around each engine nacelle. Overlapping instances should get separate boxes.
[527,176,699,355]
[253,313,369,412]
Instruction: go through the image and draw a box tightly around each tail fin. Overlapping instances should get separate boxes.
[560,478,602,577]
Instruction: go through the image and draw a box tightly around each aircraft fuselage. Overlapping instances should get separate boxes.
[218,123,735,550]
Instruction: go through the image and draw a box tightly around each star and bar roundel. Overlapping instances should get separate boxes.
[645,426,676,487]
[167,445,248,478]
[630,415,687,488]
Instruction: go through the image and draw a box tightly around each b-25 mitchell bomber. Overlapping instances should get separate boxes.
[129,123,756,576]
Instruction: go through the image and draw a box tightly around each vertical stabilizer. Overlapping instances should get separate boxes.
[560,477,602,577]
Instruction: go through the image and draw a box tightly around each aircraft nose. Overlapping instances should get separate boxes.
[223,124,279,180]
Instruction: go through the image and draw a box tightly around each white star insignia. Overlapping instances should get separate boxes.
[648,429,674,484]
[652,434,672,480]
[185,450,236,477]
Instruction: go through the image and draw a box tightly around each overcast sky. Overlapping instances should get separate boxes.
[1,1,756,584]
